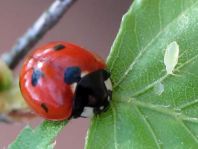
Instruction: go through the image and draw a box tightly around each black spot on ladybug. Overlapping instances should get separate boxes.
[53,44,65,51]
[41,103,48,113]
[31,69,43,86]
[64,67,81,84]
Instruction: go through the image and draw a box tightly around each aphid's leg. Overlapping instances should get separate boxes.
[178,71,198,79]
[167,72,182,77]
[171,73,180,77]
[171,64,184,77]
[103,90,112,112]
[178,49,189,59]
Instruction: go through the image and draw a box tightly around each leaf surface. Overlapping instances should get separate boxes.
[86,0,198,148]
[8,120,67,149]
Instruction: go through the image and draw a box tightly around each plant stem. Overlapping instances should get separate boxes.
[1,0,77,69]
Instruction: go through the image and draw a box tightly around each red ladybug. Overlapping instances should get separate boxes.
[19,42,112,120]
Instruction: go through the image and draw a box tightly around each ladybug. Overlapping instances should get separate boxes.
[19,41,112,120]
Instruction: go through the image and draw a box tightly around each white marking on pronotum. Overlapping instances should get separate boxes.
[81,71,89,78]
[154,81,164,95]
[81,107,94,118]
[70,83,77,94]
[104,78,112,91]
[100,106,104,110]
[104,78,112,101]
[164,41,179,74]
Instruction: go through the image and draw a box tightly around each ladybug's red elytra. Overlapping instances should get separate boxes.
[19,41,112,120]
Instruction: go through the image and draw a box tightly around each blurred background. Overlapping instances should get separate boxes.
[0,0,131,148]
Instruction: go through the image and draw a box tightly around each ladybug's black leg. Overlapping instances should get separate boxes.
[102,90,112,112]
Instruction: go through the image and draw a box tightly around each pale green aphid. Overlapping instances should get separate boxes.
[154,81,164,95]
[164,41,179,74]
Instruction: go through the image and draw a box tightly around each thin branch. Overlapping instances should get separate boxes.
[0,115,11,123]
[1,0,77,69]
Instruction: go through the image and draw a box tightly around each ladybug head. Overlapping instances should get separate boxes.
[71,69,112,118]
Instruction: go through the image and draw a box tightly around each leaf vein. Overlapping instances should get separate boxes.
[179,120,198,144]
[178,99,198,110]
[108,24,127,72]
[132,75,168,97]
[135,105,161,149]
[158,0,162,30]
[111,103,119,149]
[131,50,198,97]
[113,1,198,88]
[123,99,198,124]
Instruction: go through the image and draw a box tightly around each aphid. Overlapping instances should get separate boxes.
[164,41,179,74]
[154,81,164,95]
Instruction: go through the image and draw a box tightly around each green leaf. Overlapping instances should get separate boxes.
[8,120,67,149]
[86,0,198,148]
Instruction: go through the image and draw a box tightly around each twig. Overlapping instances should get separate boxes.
[0,115,11,123]
[1,0,77,69]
